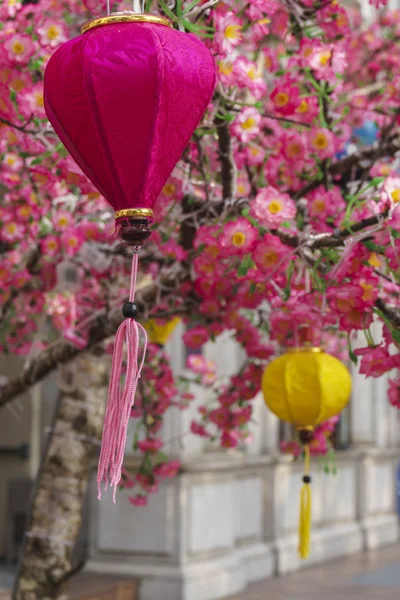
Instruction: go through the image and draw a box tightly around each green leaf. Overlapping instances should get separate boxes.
[158,0,176,20]
[182,0,201,15]
[9,89,17,104]
[237,254,255,277]
[349,348,358,365]
[31,157,43,165]
[392,330,400,344]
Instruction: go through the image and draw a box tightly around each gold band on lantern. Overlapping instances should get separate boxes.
[114,208,154,221]
[81,14,173,35]
[287,347,322,354]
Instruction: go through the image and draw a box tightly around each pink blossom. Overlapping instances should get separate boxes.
[3,153,23,171]
[61,230,84,256]
[221,430,239,448]
[190,421,210,438]
[153,460,180,479]
[309,432,329,457]
[355,346,392,378]
[37,21,67,47]
[137,439,163,453]
[232,107,262,143]
[328,284,365,314]
[5,34,34,63]
[318,416,339,435]
[340,309,374,332]
[388,377,400,408]
[309,128,335,160]
[251,187,296,228]
[270,85,300,115]
[214,12,242,53]
[253,236,289,273]
[280,440,301,458]
[183,326,209,349]
[220,218,258,254]
[231,405,252,426]
[209,407,230,428]
[128,495,148,507]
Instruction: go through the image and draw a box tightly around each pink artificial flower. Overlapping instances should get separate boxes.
[183,326,209,349]
[270,85,300,115]
[309,432,329,457]
[317,416,339,435]
[128,495,148,507]
[308,45,347,81]
[214,12,242,53]
[307,186,345,220]
[5,34,34,63]
[153,460,180,479]
[190,421,210,438]
[309,128,335,160]
[282,132,307,165]
[355,345,392,378]
[231,405,252,426]
[263,47,279,73]
[369,0,388,6]
[295,96,319,123]
[382,176,400,209]
[3,152,23,172]
[220,217,258,253]
[232,107,262,143]
[234,57,266,100]
[4,0,22,17]
[187,355,210,374]
[253,236,289,273]
[328,284,365,314]
[388,377,400,408]
[340,309,374,332]
[221,430,239,448]
[209,407,230,428]
[280,440,301,458]
[120,467,135,489]
[2,220,25,243]
[62,230,84,256]
[37,21,67,48]
[19,84,46,120]
[137,439,163,453]
[136,473,159,494]
[251,187,296,228]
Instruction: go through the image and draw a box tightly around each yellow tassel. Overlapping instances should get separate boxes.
[298,444,312,559]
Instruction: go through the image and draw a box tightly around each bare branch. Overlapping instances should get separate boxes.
[215,118,237,200]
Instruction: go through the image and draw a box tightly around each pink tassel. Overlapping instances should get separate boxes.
[97,251,147,502]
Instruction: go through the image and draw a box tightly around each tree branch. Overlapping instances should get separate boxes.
[215,118,237,200]
[0,261,190,408]
[295,133,400,199]
[375,298,400,330]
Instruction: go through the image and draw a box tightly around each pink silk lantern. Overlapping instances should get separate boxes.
[44,12,216,501]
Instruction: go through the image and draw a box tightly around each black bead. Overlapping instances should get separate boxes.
[302,475,312,484]
[122,302,138,319]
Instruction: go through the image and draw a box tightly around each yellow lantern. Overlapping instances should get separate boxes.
[144,317,180,346]
[262,347,352,559]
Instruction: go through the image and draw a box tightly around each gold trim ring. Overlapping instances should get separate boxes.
[81,14,173,35]
[114,208,154,220]
[287,347,322,354]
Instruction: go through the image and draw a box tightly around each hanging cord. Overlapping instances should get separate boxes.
[298,443,312,559]
[97,250,147,502]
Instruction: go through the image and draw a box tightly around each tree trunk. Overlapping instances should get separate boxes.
[13,353,109,600]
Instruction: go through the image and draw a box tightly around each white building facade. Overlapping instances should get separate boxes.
[85,323,400,600]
